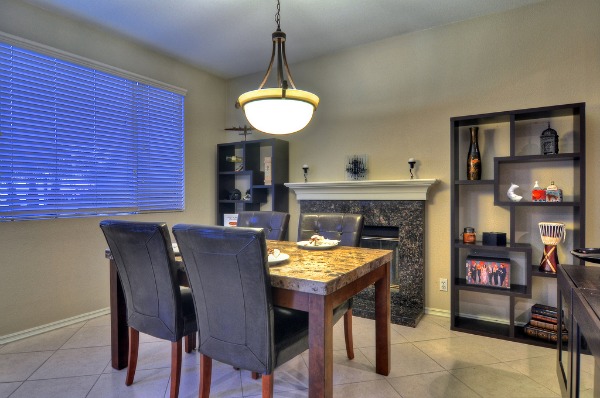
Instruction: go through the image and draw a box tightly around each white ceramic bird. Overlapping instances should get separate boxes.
[507,183,523,202]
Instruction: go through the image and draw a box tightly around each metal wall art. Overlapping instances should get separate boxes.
[345,154,368,180]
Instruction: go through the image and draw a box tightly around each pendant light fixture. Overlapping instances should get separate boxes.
[237,0,319,135]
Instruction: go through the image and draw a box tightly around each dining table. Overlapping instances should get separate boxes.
[105,239,392,398]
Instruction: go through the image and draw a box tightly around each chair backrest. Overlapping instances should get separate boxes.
[298,213,364,247]
[172,224,275,374]
[99,220,183,341]
[236,211,290,240]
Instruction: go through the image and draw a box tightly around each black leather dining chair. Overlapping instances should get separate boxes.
[99,220,197,398]
[236,211,290,240]
[232,211,292,379]
[172,224,309,398]
[298,212,365,360]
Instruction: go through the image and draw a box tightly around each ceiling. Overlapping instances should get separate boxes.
[21,0,546,79]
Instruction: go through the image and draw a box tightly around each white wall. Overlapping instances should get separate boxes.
[0,0,225,335]
[227,0,600,315]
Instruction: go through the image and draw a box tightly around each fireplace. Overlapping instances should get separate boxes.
[285,179,437,327]
[361,226,400,286]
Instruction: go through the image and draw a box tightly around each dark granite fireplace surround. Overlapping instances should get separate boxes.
[299,200,425,327]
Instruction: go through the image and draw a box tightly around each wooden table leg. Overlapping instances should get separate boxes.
[110,259,128,370]
[308,294,334,398]
[374,261,391,376]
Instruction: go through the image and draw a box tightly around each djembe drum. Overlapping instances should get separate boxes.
[538,222,566,273]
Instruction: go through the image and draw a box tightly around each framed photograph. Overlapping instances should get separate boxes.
[465,255,510,289]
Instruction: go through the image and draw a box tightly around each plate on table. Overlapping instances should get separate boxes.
[296,240,339,250]
[268,253,289,265]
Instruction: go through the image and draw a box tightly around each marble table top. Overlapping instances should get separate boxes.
[106,240,392,296]
[267,240,392,295]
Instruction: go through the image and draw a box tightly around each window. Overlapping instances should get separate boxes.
[0,40,185,221]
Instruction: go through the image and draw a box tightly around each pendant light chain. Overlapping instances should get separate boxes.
[275,0,281,30]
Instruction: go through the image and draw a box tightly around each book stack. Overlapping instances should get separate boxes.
[523,303,567,343]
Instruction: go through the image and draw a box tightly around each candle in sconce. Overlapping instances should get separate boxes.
[408,158,416,179]
[302,164,309,182]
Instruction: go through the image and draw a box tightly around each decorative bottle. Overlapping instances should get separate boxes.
[466,127,481,180]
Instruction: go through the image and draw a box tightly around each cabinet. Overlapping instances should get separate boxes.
[450,103,586,347]
[216,138,289,226]
[557,265,600,397]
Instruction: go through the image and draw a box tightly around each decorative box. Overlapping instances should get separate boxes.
[546,181,563,202]
[465,255,511,289]
[482,232,507,246]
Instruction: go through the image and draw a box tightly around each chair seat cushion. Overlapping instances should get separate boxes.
[273,306,309,368]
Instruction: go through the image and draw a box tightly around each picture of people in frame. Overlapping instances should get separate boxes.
[466,256,510,289]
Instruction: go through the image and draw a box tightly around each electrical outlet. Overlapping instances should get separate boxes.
[439,278,448,292]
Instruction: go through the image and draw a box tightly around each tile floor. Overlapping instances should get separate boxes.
[0,313,579,397]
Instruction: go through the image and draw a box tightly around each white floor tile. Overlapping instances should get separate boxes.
[332,379,401,397]
[504,353,564,395]
[479,336,555,362]
[333,316,407,351]
[9,375,98,398]
[0,351,54,382]
[87,368,170,398]
[450,362,560,397]
[387,371,480,398]
[0,381,22,398]
[331,349,386,385]
[413,335,503,370]
[61,325,111,349]
[28,346,111,380]
[360,342,445,378]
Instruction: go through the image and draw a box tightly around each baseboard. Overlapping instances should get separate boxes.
[424,307,450,318]
[0,307,110,345]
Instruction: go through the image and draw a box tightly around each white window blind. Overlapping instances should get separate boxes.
[0,42,185,221]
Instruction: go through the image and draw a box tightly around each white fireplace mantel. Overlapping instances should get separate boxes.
[284,179,438,201]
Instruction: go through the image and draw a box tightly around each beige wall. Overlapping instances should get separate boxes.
[0,0,225,335]
[226,0,600,315]
[1,0,599,336]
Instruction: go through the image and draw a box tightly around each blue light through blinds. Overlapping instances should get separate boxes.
[0,42,185,221]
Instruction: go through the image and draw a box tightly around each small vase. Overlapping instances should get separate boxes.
[466,127,481,180]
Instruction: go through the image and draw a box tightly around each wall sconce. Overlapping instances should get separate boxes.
[408,158,416,179]
[302,164,309,183]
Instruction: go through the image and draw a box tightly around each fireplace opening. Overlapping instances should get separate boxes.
[360,226,400,290]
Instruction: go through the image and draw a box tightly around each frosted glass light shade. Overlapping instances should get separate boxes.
[238,88,319,135]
